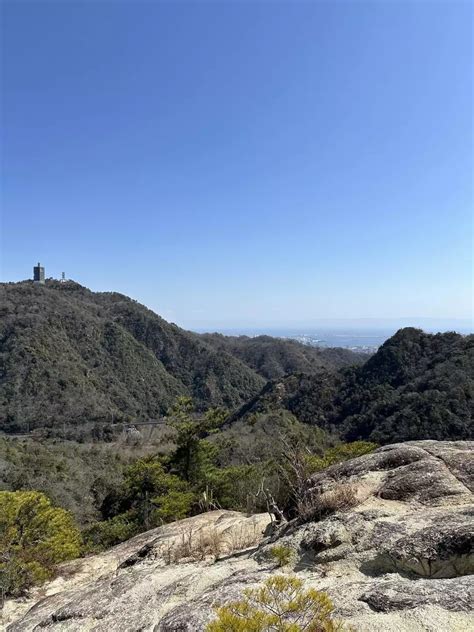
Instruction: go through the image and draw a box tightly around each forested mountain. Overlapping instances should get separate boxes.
[231,328,473,443]
[1,281,470,444]
[0,281,363,434]
[0,281,265,432]
[200,333,367,379]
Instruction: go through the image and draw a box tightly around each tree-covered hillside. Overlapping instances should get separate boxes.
[0,280,366,432]
[200,333,367,379]
[2,282,470,445]
[0,281,265,432]
[231,328,473,443]
[0,281,366,434]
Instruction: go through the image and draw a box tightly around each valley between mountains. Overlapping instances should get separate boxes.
[0,281,472,631]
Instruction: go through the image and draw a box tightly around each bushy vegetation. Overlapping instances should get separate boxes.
[269,545,295,567]
[0,437,155,525]
[206,575,346,631]
[304,441,377,473]
[234,329,473,443]
[83,458,195,550]
[0,491,81,596]
[80,397,284,550]
[1,396,371,563]
[81,513,138,551]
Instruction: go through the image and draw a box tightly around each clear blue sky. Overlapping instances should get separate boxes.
[1,1,472,329]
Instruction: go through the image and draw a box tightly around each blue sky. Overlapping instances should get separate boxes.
[1,1,472,329]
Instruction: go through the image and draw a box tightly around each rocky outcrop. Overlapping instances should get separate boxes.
[3,441,473,631]
[295,440,474,580]
[359,575,473,613]
[2,511,271,631]
[306,441,473,503]
[376,520,473,578]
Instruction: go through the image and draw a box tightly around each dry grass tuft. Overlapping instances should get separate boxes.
[163,526,227,563]
[196,528,226,560]
[163,522,264,565]
[298,482,359,523]
[228,523,261,553]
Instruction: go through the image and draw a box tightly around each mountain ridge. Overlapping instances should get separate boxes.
[229,327,473,443]
[0,281,263,431]
[200,332,367,379]
[0,281,363,433]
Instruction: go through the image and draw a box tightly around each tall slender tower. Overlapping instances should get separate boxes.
[33,262,45,284]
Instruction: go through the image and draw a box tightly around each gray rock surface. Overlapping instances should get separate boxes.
[3,440,473,631]
[359,575,474,613]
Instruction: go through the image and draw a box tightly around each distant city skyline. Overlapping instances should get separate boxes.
[2,2,472,329]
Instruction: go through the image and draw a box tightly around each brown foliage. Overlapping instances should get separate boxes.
[298,483,359,523]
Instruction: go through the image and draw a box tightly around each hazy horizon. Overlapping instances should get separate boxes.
[193,318,473,335]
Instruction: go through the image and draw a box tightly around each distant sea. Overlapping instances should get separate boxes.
[198,322,472,353]
[209,328,397,352]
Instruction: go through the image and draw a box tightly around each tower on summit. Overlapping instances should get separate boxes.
[33,262,45,284]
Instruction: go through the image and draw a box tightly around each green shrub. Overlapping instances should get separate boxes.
[325,441,377,462]
[305,441,377,474]
[206,574,346,631]
[82,513,138,552]
[83,459,196,550]
[269,545,295,567]
[121,458,194,528]
[0,491,81,596]
[205,464,264,512]
[151,490,195,523]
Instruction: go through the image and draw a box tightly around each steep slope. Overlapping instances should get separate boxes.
[200,333,367,379]
[231,328,474,443]
[4,441,473,632]
[0,281,265,432]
